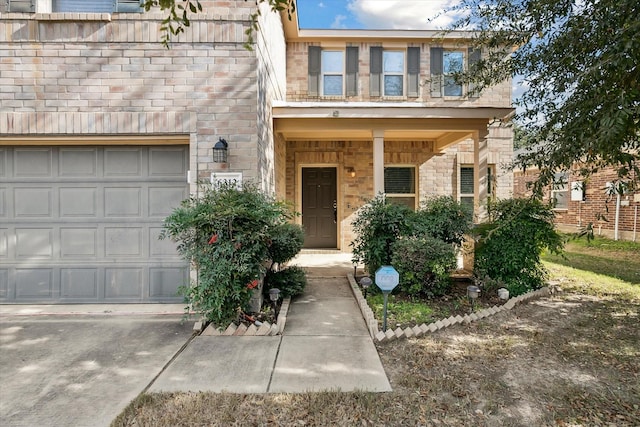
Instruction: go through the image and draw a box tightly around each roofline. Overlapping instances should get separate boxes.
[280,9,477,42]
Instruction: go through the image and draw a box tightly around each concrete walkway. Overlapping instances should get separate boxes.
[150,251,391,393]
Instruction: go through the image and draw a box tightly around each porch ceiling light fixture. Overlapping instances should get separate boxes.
[213,137,228,163]
[346,167,356,178]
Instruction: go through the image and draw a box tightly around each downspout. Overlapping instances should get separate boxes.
[634,205,638,242]
[614,193,621,241]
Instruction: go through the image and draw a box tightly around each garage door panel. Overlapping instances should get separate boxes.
[0,188,6,217]
[0,148,6,176]
[60,188,97,217]
[16,228,53,258]
[0,228,7,258]
[105,187,141,217]
[150,227,179,256]
[15,188,53,217]
[16,268,53,298]
[15,148,52,177]
[0,269,7,298]
[2,145,188,303]
[149,186,187,217]
[105,268,142,299]
[61,268,98,299]
[105,227,143,257]
[149,267,186,298]
[104,148,142,177]
[61,228,97,258]
[59,148,98,177]
[150,148,188,176]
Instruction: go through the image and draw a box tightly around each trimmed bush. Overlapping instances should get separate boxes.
[409,196,472,245]
[267,222,305,266]
[391,236,457,297]
[264,265,307,299]
[350,196,412,274]
[474,198,564,296]
[160,182,298,327]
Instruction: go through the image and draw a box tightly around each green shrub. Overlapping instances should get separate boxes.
[264,265,307,299]
[474,198,564,296]
[350,195,412,274]
[409,196,472,245]
[267,222,305,266]
[391,236,457,297]
[160,182,297,327]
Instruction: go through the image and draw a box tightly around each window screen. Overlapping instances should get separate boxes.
[384,167,415,194]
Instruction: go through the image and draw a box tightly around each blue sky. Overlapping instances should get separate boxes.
[296,0,463,30]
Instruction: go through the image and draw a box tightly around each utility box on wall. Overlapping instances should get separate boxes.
[571,181,585,201]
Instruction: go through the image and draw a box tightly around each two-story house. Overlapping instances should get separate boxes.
[0,0,513,304]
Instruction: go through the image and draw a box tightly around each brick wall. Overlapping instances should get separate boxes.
[286,41,512,107]
[0,0,277,186]
[514,168,640,241]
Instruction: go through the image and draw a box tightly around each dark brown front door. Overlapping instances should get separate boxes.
[302,167,337,248]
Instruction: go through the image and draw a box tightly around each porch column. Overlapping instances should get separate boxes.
[373,129,385,196]
[473,129,489,222]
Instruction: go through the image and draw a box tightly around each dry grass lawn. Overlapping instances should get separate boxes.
[113,241,640,427]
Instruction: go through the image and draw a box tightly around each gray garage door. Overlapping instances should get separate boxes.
[0,145,189,303]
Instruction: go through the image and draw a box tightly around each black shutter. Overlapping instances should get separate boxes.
[468,47,481,98]
[407,47,420,98]
[430,47,443,98]
[308,46,321,96]
[346,46,359,97]
[370,47,382,97]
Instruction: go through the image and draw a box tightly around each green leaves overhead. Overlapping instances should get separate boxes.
[448,0,639,194]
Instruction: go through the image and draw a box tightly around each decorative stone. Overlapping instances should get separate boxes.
[244,324,257,336]
[375,331,387,342]
[403,327,414,338]
[202,324,221,336]
[419,323,430,333]
[435,320,445,330]
[412,325,423,337]
[504,299,517,310]
[454,315,464,324]
[428,323,438,333]
[385,329,396,341]
[256,322,271,336]
[233,324,248,336]
[469,313,479,321]
[223,323,237,336]
[394,327,404,338]
[193,321,203,332]
[268,323,280,336]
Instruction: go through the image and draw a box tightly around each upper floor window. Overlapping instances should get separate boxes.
[321,51,344,96]
[383,51,404,96]
[308,46,358,97]
[370,47,420,98]
[431,47,481,98]
[9,0,142,13]
[443,51,464,96]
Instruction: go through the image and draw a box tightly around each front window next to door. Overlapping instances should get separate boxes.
[459,164,496,213]
[384,166,416,209]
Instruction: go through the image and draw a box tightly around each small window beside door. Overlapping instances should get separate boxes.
[384,167,416,209]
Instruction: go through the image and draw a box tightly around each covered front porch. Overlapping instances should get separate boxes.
[273,103,514,250]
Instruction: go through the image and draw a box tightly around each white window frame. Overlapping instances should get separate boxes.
[384,166,417,209]
[320,50,345,97]
[382,50,405,97]
[551,172,569,210]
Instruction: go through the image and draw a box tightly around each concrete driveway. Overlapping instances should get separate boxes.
[0,305,193,427]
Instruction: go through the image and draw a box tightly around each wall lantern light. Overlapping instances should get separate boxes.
[346,167,356,178]
[213,137,228,163]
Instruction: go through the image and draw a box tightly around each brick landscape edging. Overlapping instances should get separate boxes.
[193,296,292,337]
[346,274,551,343]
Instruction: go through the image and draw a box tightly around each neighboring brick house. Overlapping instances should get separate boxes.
[514,164,640,241]
[0,1,513,303]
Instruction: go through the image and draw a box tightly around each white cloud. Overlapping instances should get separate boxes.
[331,14,348,29]
[347,0,464,30]
[318,2,325,8]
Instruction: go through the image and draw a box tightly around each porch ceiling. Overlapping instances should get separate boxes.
[273,105,514,151]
